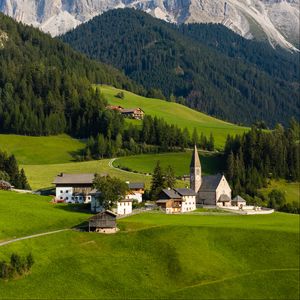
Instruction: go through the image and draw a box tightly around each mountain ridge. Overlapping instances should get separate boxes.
[0,0,299,51]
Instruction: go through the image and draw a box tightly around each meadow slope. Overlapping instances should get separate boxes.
[99,85,249,149]
[0,204,298,299]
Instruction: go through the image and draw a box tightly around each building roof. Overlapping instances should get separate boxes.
[174,188,197,196]
[53,173,95,185]
[199,174,223,192]
[190,145,201,168]
[161,188,182,199]
[218,194,231,202]
[128,182,145,189]
[232,195,246,203]
[90,210,117,220]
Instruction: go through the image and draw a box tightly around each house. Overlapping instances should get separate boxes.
[190,145,232,206]
[88,210,117,233]
[156,188,196,214]
[106,105,124,112]
[117,198,133,215]
[121,108,144,120]
[126,182,145,203]
[53,173,106,204]
[232,195,247,207]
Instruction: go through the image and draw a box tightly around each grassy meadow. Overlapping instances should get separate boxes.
[0,191,90,241]
[0,206,298,299]
[114,151,225,177]
[99,85,249,149]
[260,180,300,204]
[0,134,85,165]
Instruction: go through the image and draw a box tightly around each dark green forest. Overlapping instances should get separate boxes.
[61,8,300,127]
[0,13,143,137]
[224,118,300,212]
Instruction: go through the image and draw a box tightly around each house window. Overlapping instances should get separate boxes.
[66,197,68,200]
[60,190,63,193]
[66,190,69,193]
[60,197,63,200]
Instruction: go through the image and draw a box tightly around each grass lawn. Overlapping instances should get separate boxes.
[99,85,249,149]
[0,212,298,299]
[260,180,300,204]
[0,134,85,165]
[0,191,90,241]
[114,151,225,177]
[22,159,151,191]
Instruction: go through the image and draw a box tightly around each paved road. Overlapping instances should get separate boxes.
[0,229,69,247]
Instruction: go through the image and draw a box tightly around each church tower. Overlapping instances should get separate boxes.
[190,145,202,193]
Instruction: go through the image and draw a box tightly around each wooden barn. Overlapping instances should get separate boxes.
[88,210,117,233]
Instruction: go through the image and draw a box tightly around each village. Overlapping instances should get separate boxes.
[51,145,274,233]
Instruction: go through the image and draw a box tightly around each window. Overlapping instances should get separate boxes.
[66,197,68,200]
[60,197,63,200]
[60,190,63,193]
[66,190,69,193]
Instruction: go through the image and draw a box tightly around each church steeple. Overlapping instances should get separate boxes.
[190,145,202,193]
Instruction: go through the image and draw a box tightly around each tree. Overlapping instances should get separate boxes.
[93,175,129,210]
[268,189,286,209]
[208,133,215,151]
[116,91,125,99]
[192,128,199,146]
[19,169,31,190]
[150,161,166,200]
[165,165,176,188]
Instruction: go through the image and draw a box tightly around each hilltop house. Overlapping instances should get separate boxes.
[156,188,197,214]
[190,145,232,206]
[106,105,145,120]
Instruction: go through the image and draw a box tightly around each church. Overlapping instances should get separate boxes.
[190,145,232,207]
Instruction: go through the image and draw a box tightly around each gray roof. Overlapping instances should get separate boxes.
[161,188,181,199]
[128,182,145,189]
[174,188,197,196]
[190,145,201,168]
[199,174,223,192]
[121,108,144,113]
[53,173,95,185]
[232,195,246,203]
[218,194,231,202]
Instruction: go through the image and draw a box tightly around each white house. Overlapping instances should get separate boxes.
[117,199,133,215]
[126,182,145,203]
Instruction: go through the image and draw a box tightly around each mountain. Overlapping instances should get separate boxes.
[0,0,299,51]
[61,9,299,127]
[0,12,141,137]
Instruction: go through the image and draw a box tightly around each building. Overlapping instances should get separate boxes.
[53,173,96,203]
[106,105,124,112]
[117,198,133,215]
[88,210,117,233]
[231,195,247,207]
[126,182,145,203]
[121,108,144,120]
[190,145,232,206]
[156,188,196,214]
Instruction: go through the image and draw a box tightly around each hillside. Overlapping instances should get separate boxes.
[0,199,298,299]
[0,134,85,165]
[0,12,141,137]
[100,85,248,148]
[62,9,300,127]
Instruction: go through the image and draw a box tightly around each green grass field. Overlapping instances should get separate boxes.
[99,85,249,149]
[0,191,90,241]
[260,180,300,204]
[0,207,298,299]
[0,134,85,165]
[113,151,225,177]
[21,159,151,191]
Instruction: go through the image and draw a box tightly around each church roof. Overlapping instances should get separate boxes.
[218,194,231,202]
[190,145,201,168]
[199,174,223,191]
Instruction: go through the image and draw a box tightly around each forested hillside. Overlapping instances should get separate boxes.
[0,13,142,136]
[62,9,300,127]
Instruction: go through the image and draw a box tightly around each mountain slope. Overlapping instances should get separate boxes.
[0,12,141,137]
[0,0,299,50]
[61,9,300,127]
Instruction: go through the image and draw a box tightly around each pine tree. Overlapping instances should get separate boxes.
[165,165,176,188]
[19,169,31,190]
[150,161,166,200]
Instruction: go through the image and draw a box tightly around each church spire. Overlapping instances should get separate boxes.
[190,144,202,193]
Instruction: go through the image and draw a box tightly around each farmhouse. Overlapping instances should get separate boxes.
[190,145,232,206]
[88,210,117,233]
[106,105,124,112]
[126,182,145,203]
[157,188,197,214]
[121,108,144,120]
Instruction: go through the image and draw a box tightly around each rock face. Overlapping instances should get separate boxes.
[0,0,299,50]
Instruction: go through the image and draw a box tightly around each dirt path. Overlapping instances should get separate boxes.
[0,229,69,247]
[108,158,150,176]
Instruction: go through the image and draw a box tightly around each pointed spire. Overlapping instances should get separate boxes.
[190,144,201,168]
